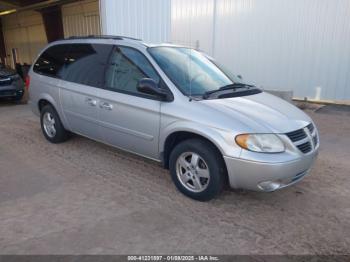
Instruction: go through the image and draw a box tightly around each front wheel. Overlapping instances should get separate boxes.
[12,93,23,104]
[169,139,226,201]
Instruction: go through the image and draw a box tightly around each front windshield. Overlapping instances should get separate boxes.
[148,47,242,96]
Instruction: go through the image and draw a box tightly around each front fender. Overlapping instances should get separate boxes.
[159,120,242,158]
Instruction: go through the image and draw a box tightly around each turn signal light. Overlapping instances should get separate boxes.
[235,134,249,149]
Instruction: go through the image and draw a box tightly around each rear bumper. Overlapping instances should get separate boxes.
[224,149,318,191]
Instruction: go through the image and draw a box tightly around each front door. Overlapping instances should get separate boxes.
[98,46,162,159]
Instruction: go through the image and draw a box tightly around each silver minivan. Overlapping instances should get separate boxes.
[28,36,319,201]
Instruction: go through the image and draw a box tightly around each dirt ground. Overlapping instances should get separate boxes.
[0,102,349,255]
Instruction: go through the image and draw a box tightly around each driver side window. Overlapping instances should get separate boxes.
[105,46,159,96]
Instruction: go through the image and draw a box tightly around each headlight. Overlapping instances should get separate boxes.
[235,134,285,153]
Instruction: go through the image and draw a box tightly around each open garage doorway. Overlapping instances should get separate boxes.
[0,0,100,69]
[0,0,100,103]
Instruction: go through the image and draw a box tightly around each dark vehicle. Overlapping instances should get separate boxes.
[0,64,25,102]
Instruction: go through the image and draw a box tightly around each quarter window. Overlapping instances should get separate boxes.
[33,44,69,78]
[33,43,113,88]
[105,46,159,95]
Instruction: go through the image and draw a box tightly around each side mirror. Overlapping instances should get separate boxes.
[137,78,171,101]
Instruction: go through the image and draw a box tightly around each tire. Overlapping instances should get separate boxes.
[40,104,69,143]
[169,138,226,201]
[12,94,23,104]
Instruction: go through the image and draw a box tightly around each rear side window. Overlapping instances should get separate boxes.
[63,44,113,87]
[33,44,68,78]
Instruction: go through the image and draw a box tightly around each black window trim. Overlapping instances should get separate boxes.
[33,42,174,102]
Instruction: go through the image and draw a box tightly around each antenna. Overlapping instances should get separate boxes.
[188,6,193,102]
[189,49,193,102]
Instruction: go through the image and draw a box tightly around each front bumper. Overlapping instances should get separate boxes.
[224,149,318,192]
[0,85,24,98]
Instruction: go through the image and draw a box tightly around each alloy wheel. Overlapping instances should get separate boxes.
[176,152,210,193]
[43,112,56,138]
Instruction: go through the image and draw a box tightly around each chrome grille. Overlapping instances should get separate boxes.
[297,141,312,153]
[285,129,307,142]
[308,123,318,146]
[313,134,318,146]
[307,123,315,133]
[285,123,317,154]
[0,90,16,97]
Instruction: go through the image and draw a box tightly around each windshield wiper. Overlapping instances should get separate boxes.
[202,83,255,99]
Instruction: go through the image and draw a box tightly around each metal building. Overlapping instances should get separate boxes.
[0,0,101,68]
[101,0,350,103]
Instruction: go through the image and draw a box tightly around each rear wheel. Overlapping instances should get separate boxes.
[40,104,69,143]
[169,138,226,201]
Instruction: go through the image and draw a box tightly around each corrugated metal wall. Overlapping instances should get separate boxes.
[62,0,101,37]
[171,0,214,53]
[2,11,47,67]
[170,0,350,102]
[100,0,171,43]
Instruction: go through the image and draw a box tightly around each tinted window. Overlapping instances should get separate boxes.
[63,44,113,87]
[105,46,159,95]
[33,44,68,77]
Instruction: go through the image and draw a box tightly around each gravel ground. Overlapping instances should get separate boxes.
[0,103,349,255]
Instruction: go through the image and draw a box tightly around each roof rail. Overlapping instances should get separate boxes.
[66,35,142,41]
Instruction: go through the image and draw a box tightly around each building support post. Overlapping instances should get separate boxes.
[0,18,7,64]
[39,5,64,43]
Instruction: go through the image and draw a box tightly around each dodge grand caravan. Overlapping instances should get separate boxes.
[28,35,319,201]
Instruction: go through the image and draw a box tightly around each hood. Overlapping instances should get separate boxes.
[200,92,311,133]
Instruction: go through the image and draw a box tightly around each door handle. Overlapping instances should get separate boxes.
[99,102,113,110]
[85,97,97,106]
